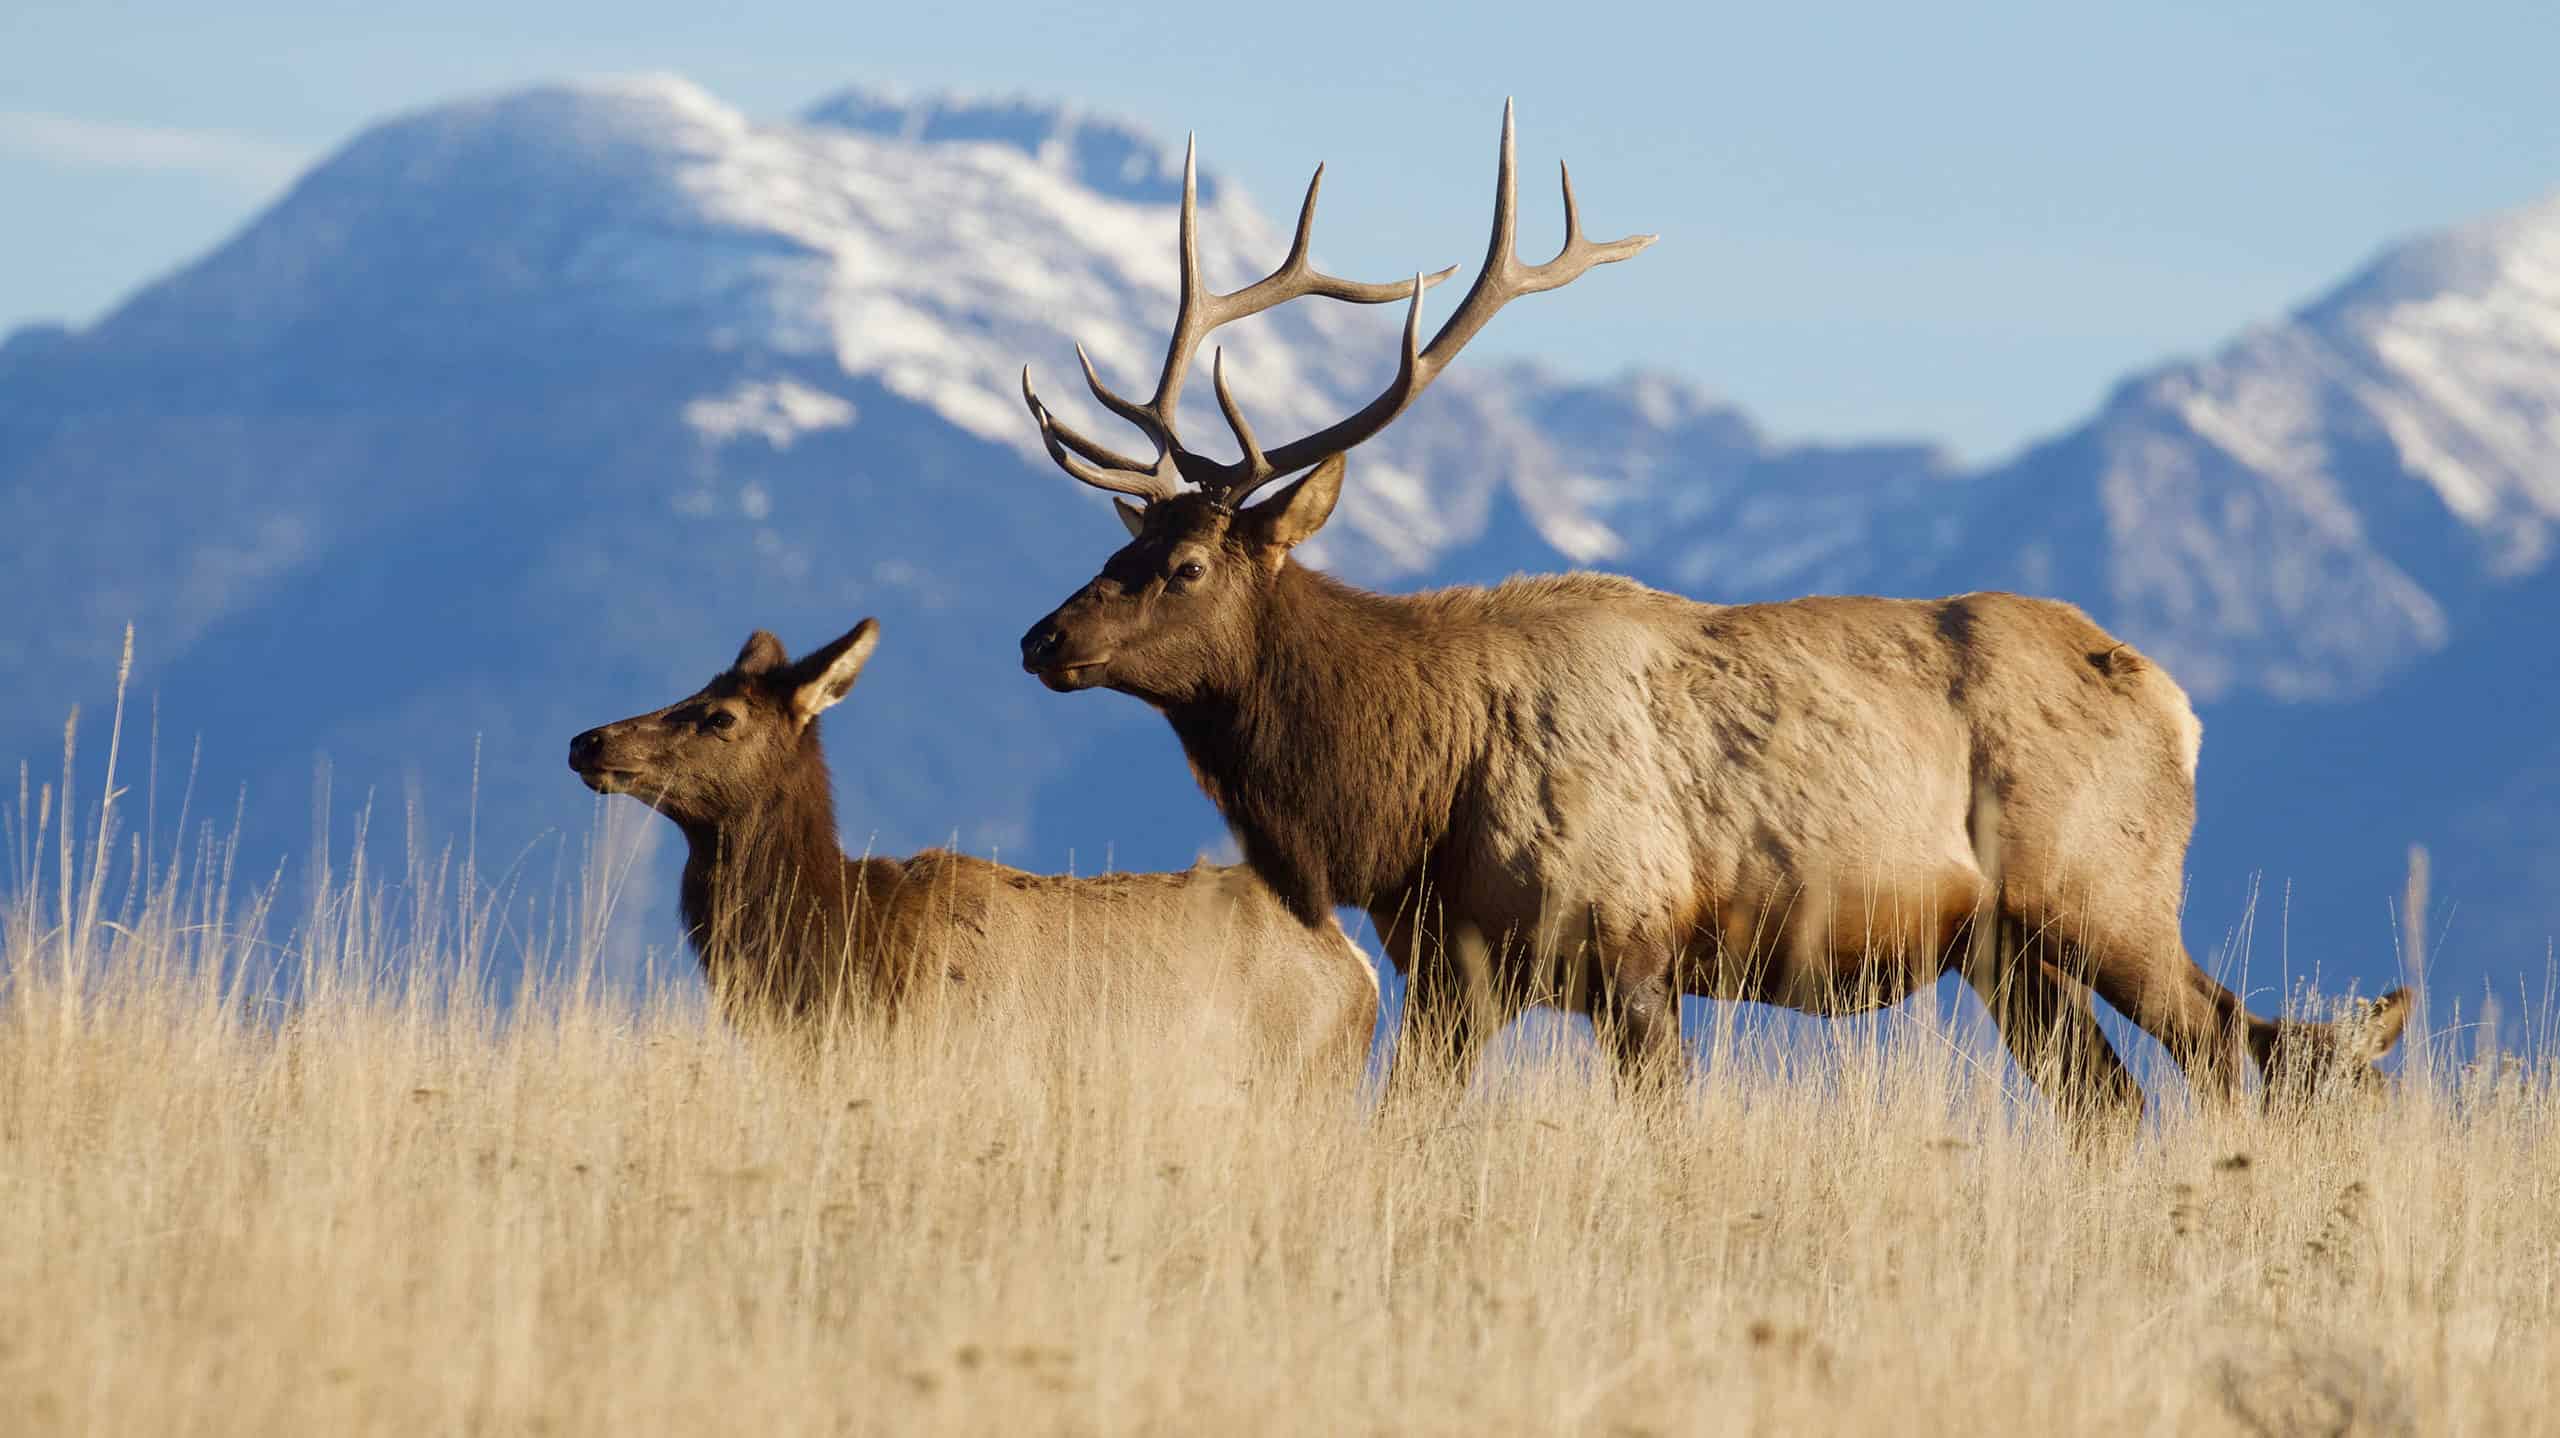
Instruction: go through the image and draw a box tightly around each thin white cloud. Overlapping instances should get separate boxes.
[0,109,308,188]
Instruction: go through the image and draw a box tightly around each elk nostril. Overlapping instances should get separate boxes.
[1021,626,1061,666]
[568,730,602,768]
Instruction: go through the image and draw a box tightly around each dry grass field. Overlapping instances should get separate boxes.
[6,702,2557,1436]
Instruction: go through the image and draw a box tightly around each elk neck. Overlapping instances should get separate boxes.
[1163,562,1476,926]
[673,732,877,992]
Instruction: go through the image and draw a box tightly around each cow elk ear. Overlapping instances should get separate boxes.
[1241,453,1344,559]
[787,618,880,722]
[2355,988,2414,1061]
[733,630,790,677]
[1115,499,1148,539]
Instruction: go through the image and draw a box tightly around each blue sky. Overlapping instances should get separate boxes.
[5,0,2555,459]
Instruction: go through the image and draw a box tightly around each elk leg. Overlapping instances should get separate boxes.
[1594,966,1689,1095]
[1962,932,2144,1124]
[1387,956,1488,1097]
[2077,929,2274,1105]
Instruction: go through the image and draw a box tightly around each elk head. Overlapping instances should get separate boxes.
[1017,103,1653,703]
[567,620,878,830]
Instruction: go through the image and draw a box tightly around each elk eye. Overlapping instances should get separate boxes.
[1174,561,1206,583]
[703,710,737,733]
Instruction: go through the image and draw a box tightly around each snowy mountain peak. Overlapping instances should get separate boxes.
[325,72,755,200]
[79,76,1324,461]
[802,86,1201,206]
[2305,191,2560,570]
[2313,190,2560,315]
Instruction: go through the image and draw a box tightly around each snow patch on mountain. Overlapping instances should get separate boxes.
[2326,193,2560,573]
[802,87,1196,206]
[453,77,1514,578]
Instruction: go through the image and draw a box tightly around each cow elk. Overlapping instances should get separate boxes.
[567,619,1377,1087]
[1015,104,2408,1117]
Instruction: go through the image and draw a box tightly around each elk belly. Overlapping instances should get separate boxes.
[1696,868,1981,1013]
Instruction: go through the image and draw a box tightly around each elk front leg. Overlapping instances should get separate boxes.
[1382,917,1510,1100]
[1387,953,1487,1098]
[1594,964,1689,1095]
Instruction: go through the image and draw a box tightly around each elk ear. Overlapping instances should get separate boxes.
[786,618,880,722]
[1114,499,1148,539]
[733,630,789,677]
[2355,988,2414,1061]
[1240,453,1344,557]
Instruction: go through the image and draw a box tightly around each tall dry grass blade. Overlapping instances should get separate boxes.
[73,626,137,966]
[56,709,76,954]
[2404,842,2432,1087]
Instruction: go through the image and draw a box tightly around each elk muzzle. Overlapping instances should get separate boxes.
[1019,611,1111,692]
[567,726,630,792]
[1019,623,1063,670]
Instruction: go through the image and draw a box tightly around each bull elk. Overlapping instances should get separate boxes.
[1014,104,2408,1116]
[567,620,1377,1085]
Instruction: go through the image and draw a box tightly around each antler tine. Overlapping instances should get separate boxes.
[1226,272,1427,507]
[1528,159,1653,290]
[1156,149,1455,435]
[1149,135,1213,423]
[1486,97,1521,284]
[1212,167,1460,322]
[1412,98,1656,368]
[1021,369,1182,503]
[1241,101,1657,486]
[1558,152,1579,255]
[1208,346,1269,500]
[1022,363,1161,475]
[1074,344,1171,449]
[1283,165,1324,271]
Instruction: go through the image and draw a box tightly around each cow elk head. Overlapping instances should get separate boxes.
[567,621,878,831]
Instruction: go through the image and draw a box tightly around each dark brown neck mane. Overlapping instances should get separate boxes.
[1164,564,1481,927]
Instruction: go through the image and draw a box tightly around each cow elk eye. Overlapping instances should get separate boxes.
[1174,561,1206,583]
[704,710,738,733]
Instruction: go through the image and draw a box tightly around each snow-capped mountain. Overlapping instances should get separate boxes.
[1957,193,2560,703]
[4,75,2555,1006]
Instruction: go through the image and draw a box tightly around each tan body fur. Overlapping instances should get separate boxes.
[690,841,1376,1083]
[573,621,1375,1088]
[1317,577,2198,1017]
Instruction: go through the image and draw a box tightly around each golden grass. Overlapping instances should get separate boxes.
[6,684,2557,1435]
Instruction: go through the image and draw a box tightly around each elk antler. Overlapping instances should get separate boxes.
[1023,102,1656,511]
[1021,138,1456,506]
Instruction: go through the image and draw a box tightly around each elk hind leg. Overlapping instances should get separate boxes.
[1964,920,2145,1124]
